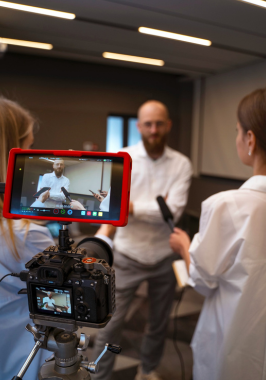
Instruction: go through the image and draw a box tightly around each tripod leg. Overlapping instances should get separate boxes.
[12,340,42,380]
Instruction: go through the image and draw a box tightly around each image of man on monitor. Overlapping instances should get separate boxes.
[41,291,71,313]
[31,159,70,208]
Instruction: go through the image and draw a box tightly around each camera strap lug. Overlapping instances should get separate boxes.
[18,288,27,295]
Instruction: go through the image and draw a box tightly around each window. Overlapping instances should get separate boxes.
[37,175,43,191]
[106,115,141,152]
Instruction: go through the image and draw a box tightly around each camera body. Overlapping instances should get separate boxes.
[23,241,116,329]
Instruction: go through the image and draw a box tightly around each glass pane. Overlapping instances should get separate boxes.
[106,116,123,152]
[128,118,141,146]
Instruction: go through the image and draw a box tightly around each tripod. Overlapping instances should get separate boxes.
[12,322,121,380]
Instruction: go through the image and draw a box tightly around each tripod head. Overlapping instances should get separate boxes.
[12,323,121,380]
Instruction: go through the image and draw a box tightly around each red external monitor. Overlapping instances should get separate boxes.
[3,149,132,227]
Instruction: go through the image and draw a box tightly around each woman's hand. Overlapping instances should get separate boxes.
[70,200,85,210]
[169,227,191,272]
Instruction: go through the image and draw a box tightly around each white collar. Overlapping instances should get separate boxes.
[240,175,266,193]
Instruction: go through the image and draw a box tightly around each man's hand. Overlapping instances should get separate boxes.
[70,200,85,210]
[169,227,191,272]
[39,190,50,203]
[94,193,104,203]
[129,201,134,215]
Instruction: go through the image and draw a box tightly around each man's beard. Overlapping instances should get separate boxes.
[55,169,63,177]
[142,135,167,157]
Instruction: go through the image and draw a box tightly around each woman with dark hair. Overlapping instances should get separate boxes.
[170,88,266,380]
[0,97,53,379]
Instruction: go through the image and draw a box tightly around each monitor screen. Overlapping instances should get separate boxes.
[9,154,124,221]
[31,285,74,319]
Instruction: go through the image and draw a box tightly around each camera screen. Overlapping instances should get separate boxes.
[9,154,124,221]
[32,285,74,318]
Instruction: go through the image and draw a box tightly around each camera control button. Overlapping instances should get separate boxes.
[74,280,81,285]
[75,287,83,296]
[77,303,88,315]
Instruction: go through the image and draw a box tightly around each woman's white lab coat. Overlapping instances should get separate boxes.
[189,175,266,380]
[0,220,54,380]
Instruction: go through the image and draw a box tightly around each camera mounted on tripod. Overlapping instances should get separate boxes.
[1,149,132,380]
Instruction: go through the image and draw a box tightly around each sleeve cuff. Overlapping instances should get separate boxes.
[95,234,114,249]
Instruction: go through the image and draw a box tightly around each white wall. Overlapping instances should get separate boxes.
[64,161,112,195]
[192,60,266,180]
[65,161,102,195]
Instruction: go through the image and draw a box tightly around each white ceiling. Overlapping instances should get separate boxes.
[0,0,266,78]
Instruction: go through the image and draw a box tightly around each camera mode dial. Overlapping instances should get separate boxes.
[74,262,85,273]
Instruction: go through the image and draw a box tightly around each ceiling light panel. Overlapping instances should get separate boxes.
[139,27,211,47]
[0,37,53,50]
[102,52,164,66]
[239,0,266,8]
[0,1,75,19]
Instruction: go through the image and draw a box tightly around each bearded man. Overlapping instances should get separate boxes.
[33,159,70,209]
[92,100,192,380]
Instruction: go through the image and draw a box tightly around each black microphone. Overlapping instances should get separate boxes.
[156,195,175,232]
[61,187,72,202]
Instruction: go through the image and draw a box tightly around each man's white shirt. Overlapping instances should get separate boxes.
[32,172,70,208]
[43,296,55,309]
[114,140,192,265]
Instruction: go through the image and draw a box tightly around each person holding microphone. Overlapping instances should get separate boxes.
[169,88,266,380]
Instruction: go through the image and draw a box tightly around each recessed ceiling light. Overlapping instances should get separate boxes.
[239,0,266,8]
[138,27,212,46]
[102,52,164,66]
[0,37,53,50]
[0,1,76,19]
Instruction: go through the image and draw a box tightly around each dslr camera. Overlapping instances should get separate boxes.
[23,237,115,329]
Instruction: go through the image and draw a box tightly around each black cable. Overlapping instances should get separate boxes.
[0,273,19,282]
[173,287,186,380]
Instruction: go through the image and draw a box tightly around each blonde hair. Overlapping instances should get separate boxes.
[0,97,36,259]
